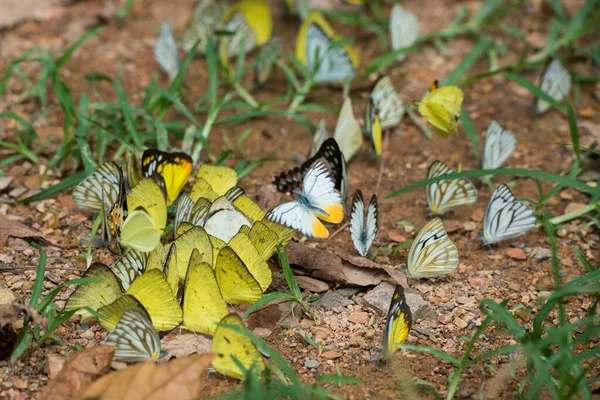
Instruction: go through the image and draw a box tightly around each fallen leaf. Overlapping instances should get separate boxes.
[42,346,114,400]
[386,230,407,243]
[47,354,67,380]
[506,248,528,261]
[80,354,214,400]
[0,302,46,327]
[159,331,211,361]
[0,214,43,238]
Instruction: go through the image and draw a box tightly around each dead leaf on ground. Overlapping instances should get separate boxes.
[0,302,46,327]
[159,331,211,361]
[285,242,408,288]
[79,353,214,400]
[42,346,114,400]
[0,214,43,239]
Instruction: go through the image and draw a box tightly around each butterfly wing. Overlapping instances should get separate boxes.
[349,190,366,256]
[215,246,262,304]
[183,0,222,54]
[482,184,536,244]
[389,5,419,63]
[174,193,195,240]
[267,200,329,238]
[333,98,363,161]
[302,158,344,224]
[481,121,517,170]
[383,285,412,357]
[119,209,162,253]
[65,263,122,320]
[154,20,180,83]
[426,161,477,214]
[407,218,458,278]
[369,76,405,130]
[110,249,148,291]
[73,161,123,213]
[536,58,571,114]
[105,308,161,362]
[142,150,193,206]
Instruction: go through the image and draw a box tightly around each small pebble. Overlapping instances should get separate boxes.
[456,296,471,305]
[304,359,319,369]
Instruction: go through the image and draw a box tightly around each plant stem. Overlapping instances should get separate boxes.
[233,82,259,109]
[288,77,313,114]
[549,201,599,225]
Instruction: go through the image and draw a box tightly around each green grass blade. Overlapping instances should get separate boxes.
[397,344,460,365]
[29,244,47,307]
[504,72,565,113]
[242,292,295,319]
[277,244,302,300]
[21,171,87,204]
[56,27,103,70]
[564,97,580,164]
[444,35,494,86]
[460,110,479,157]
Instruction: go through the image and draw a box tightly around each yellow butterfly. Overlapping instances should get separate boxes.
[65,263,122,320]
[119,209,162,253]
[219,0,273,62]
[212,314,265,380]
[415,81,464,137]
[146,243,180,298]
[215,246,262,304]
[228,232,272,290]
[183,249,229,336]
[190,165,238,202]
[142,150,193,206]
[172,225,214,281]
[98,294,148,331]
[383,285,412,358]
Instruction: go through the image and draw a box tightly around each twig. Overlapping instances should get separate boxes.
[326,222,349,241]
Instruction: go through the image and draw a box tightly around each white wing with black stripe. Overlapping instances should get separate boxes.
[406,218,458,278]
[482,184,536,245]
[535,58,571,114]
[389,4,419,63]
[73,161,123,213]
[481,120,516,170]
[349,190,378,257]
[306,24,355,84]
[105,308,161,362]
[426,160,477,214]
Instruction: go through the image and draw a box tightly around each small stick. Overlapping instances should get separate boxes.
[326,222,349,241]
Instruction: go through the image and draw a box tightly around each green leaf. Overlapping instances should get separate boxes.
[277,244,302,300]
[242,292,295,319]
[460,110,479,157]
[21,171,87,204]
[56,27,103,70]
[445,35,494,86]
[316,375,363,385]
[218,110,315,134]
[564,96,580,164]
[397,344,460,365]
[29,244,47,307]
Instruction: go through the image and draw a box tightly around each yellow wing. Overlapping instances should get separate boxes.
[126,269,182,331]
[173,226,214,281]
[163,244,180,297]
[126,150,142,189]
[212,314,265,380]
[228,232,272,291]
[175,221,195,237]
[233,194,265,221]
[372,113,382,156]
[183,249,229,336]
[119,209,162,253]
[146,242,169,271]
[141,150,193,206]
[208,234,226,263]
[126,177,167,229]
[417,85,463,136]
[215,247,262,304]
[98,294,147,331]
[261,218,294,246]
[248,221,280,260]
[383,285,413,357]
[194,165,238,199]
[65,263,122,320]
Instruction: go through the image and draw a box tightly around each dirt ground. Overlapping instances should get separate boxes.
[0,0,598,398]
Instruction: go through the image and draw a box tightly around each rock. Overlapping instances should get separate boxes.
[46,354,65,380]
[556,229,567,237]
[405,291,434,321]
[463,221,477,231]
[362,281,395,315]
[530,247,551,262]
[444,220,463,233]
[454,317,468,329]
[0,287,16,305]
[578,107,596,118]
[296,276,329,293]
[336,287,362,297]
[437,314,451,324]
[8,187,27,198]
[79,329,95,339]
[312,291,353,310]
[456,296,472,305]
[252,328,272,338]
[468,277,490,287]
[322,351,342,359]
[564,202,586,215]
[506,248,528,260]
[348,312,369,324]
[311,327,331,340]
[304,359,320,369]
[0,177,13,192]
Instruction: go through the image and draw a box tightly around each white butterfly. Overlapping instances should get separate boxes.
[267,158,344,238]
[349,190,378,257]
[182,0,222,54]
[220,10,257,60]
[426,160,477,215]
[406,218,458,278]
[366,76,405,131]
[482,184,536,245]
[73,161,122,214]
[174,193,195,239]
[110,250,148,291]
[535,58,571,114]
[105,308,161,362]
[389,4,419,63]
[481,120,516,170]
[155,20,180,83]
[200,196,252,243]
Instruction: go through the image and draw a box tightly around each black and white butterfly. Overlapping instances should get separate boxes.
[406,218,458,278]
[268,158,344,239]
[389,4,419,63]
[109,250,147,291]
[154,20,180,83]
[426,160,477,215]
[535,58,571,114]
[349,190,378,257]
[481,184,536,245]
[481,120,516,170]
[105,308,161,362]
[365,75,405,131]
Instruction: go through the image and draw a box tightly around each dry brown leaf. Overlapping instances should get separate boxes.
[285,242,407,288]
[80,354,214,400]
[159,330,211,361]
[0,302,46,327]
[42,346,114,400]
[0,214,43,238]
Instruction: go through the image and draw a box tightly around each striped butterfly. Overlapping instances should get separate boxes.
[73,161,122,214]
[154,20,180,83]
[142,149,193,206]
[105,308,161,362]
[426,160,477,215]
[268,158,344,239]
[349,190,378,257]
[535,58,571,114]
[366,76,404,131]
[174,193,195,239]
[254,38,282,86]
[481,120,516,170]
[297,11,359,84]
[389,4,419,63]
[110,250,148,291]
[364,98,383,156]
[482,184,536,245]
[406,218,458,278]
[183,0,222,54]
[383,285,412,358]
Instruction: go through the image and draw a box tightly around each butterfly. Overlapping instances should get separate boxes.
[415,81,464,137]
[109,249,148,291]
[172,225,214,282]
[268,158,344,239]
[535,58,571,114]
[219,0,273,62]
[406,218,458,278]
[212,314,265,380]
[296,11,359,84]
[215,246,262,304]
[274,138,345,198]
[199,197,252,243]
[389,5,419,63]
[98,294,148,332]
[126,150,142,190]
[364,98,383,156]
[480,120,516,170]
[183,0,222,54]
[254,38,281,86]
[142,149,193,206]
[154,20,180,83]
[191,164,238,202]
[426,160,477,215]
[183,249,228,335]
[383,285,412,358]
[349,190,378,257]
[481,184,536,245]
[174,193,195,239]
[65,263,123,320]
[105,308,162,362]
[366,75,405,131]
